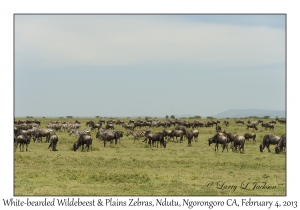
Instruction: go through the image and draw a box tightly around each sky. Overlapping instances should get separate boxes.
[14,14,286,118]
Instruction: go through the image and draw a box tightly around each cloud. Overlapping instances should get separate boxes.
[15,15,285,69]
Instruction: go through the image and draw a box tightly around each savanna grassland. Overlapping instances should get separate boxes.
[14,117,286,196]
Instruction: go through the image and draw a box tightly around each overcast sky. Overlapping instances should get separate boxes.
[14,14,286,118]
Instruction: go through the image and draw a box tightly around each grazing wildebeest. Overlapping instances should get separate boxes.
[246,123,258,130]
[244,133,256,142]
[73,134,92,152]
[259,134,281,152]
[275,134,286,154]
[231,135,245,153]
[145,132,167,148]
[15,134,30,152]
[48,133,58,151]
[208,133,228,152]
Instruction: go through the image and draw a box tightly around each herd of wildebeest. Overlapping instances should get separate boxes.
[13,117,286,155]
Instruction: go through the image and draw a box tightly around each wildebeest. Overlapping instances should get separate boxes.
[190,129,199,142]
[122,123,134,130]
[215,124,222,132]
[246,123,258,130]
[106,123,115,130]
[33,128,52,143]
[15,134,30,152]
[172,129,184,142]
[48,133,58,151]
[259,134,281,152]
[275,134,286,154]
[175,125,187,135]
[145,132,167,148]
[208,133,228,152]
[223,120,229,126]
[231,135,245,153]
[73,134,92,152]
[221,131,236,146]
[96,129,122,147]
[185,131,194,147]
[162,129,174,142]
[244,133,256,142]
[235,120,244,124]
[261,122,274,130]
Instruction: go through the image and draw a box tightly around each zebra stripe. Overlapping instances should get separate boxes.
[69,129,90,137]
[126,129,149,143]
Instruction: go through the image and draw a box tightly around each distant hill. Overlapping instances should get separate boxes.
[214,109,286,118]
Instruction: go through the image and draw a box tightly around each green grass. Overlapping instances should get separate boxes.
[14,117,286,196]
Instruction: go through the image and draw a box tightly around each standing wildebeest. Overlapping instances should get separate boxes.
[224,120,229,127]
[235,120,244,125]
[172,129,184,142]
[208,133,228,152]
[215,124,222,132]
[246,123,258,130]
[106,123,115,130]
[259,134,281,152]
[15,134,30,152]
[275,134,286,154]
[221,131,237,146]
[185,131,194,147]
[73,134,92,152]
[33,128,52,143]
[244,133,256,142]
[162,129,174,141]
[190,129,199,142]
[48,133,58,151]
[232,135,245,153]
[145,132,167,148]
[96,130,122,147]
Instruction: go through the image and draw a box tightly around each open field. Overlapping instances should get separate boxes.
[14,117,286,196]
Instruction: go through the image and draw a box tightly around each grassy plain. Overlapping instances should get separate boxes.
[14,117,286,196]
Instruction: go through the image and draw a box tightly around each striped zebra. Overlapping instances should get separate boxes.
[69,129,90,137]
[126,129,150,143]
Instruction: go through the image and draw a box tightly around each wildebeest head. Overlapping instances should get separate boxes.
[208,138,213,146]
[275,146,280,154]
[259,144,264,152]
[73,142,78,151]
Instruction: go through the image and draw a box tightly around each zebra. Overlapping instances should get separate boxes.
[126,129,150,143]
[69,129,91,137]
